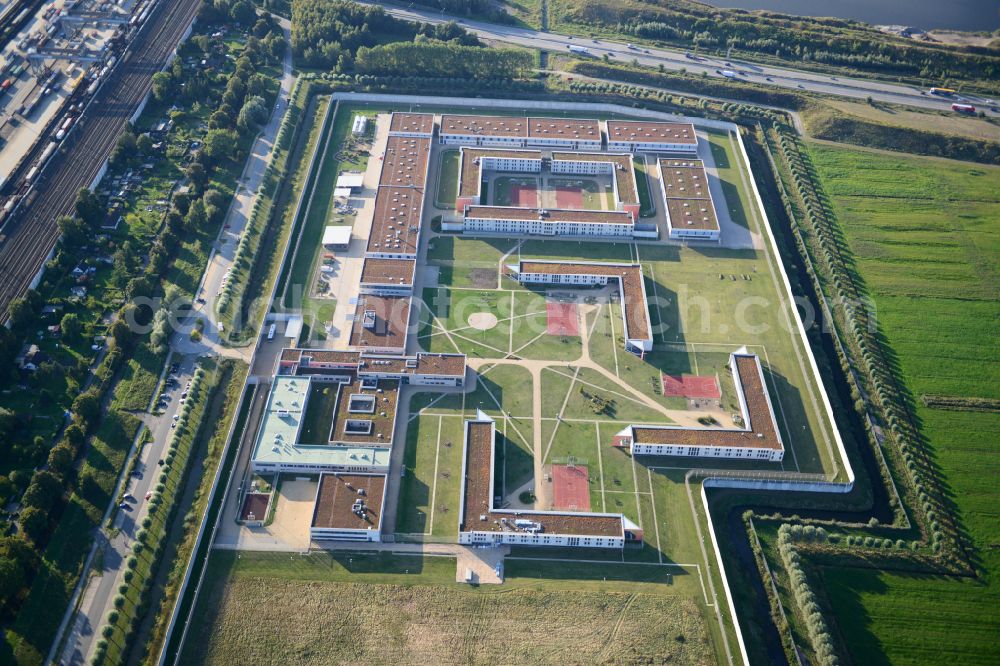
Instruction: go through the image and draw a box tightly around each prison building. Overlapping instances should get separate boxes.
[507,260,653,354]
[349,294,411,353]
[527,117,602,150]
[310,473,387,542]
[658,158,721,241]
[365,186,424,258]
[277,348,467,387]
[458,411,642,548]
[450,206,635,238]
[550,152,641,220]
[248,375,393,474]
[359,258,415,296]
[612,350,785,461]
[440,115,601,150]
[455,147,542,212]
[377,135,431,189]
[388,112,435,138]
[605,120,698,153]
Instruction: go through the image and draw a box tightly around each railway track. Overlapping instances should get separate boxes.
[0,0,202,322]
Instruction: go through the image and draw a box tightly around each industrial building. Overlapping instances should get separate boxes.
[612,350,785,461]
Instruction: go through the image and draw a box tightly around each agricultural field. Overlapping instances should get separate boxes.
[809,143,1000,663]
[182,551,714,665]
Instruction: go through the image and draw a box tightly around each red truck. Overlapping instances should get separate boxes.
[952,103,976,114]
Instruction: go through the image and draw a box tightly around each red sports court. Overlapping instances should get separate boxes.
[661,373,721,399]
[546,301,579,336]
[551,463,591,511]
[239,492,270,522]
[510,183,539,207]
[554,185,584,209]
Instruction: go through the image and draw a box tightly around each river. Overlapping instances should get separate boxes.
[700,0,1000,32]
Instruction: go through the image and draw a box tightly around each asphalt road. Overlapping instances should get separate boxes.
[368,2,999,118]
[59,355,198,665]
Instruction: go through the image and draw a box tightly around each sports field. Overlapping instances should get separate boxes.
[808,144,1000,664]
[182,551,714,665]
[492,176,540,207]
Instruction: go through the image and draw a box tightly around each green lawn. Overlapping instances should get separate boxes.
[434,149,460,208]
[300,382,338,443]
[396,414,465,536]
[634,160,656,217]
[492,175,539,207]
[808,143,1000,664]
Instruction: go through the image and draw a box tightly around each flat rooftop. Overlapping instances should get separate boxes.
[358,352,467,378]
[466,206,634,226]
[665,198,719,231]
[329,378,399,446]
[282,349,467,379]
[527,117,601,140]
[360,257,415,287]
[460,418,623,537]
[389,112,434,135]
[350,295,411,351]
[659,159,711,200]
[605,120,697,146]
[311,473,386,531]
[459,147,542,198]
[517,261,651,345]
[366,186,423,256]
[441,114,527,137]
[251,376,393,468]
[379,135,431,189]
[552,152,638,206]
[632,354,783,450]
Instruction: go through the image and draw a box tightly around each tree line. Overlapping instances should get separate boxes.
[355,41,533,79]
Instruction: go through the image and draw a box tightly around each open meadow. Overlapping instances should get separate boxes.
[808,144,1000,664]
[182,551,714,666]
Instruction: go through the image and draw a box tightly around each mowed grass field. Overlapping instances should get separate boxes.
[183,551,714,666]
[809,144,1000,663]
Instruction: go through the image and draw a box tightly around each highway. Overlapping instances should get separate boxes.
[367,2,999,118]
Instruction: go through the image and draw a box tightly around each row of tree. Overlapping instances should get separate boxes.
[354,41,533,79]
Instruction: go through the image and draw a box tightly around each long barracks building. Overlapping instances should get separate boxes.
[507,260,653,355]
[612,350,785,462]
[459,411,643,548]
